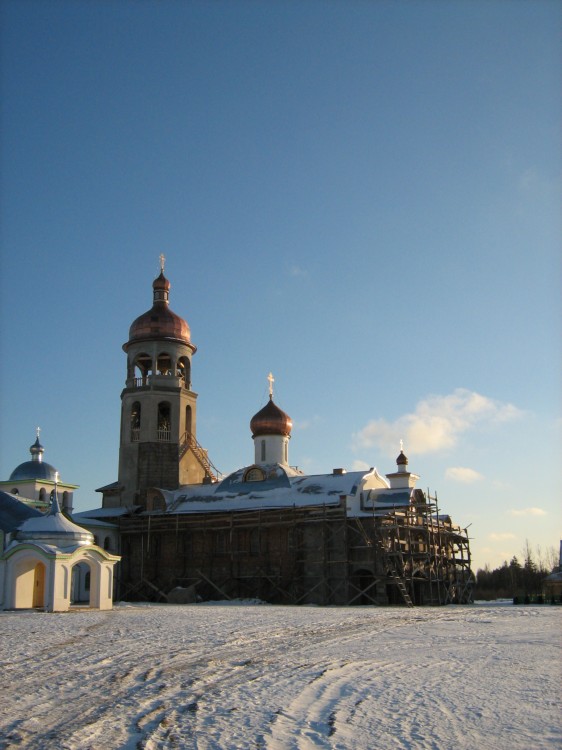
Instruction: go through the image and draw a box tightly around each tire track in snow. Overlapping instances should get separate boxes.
[2,605,558,750]
[0,608,452,750]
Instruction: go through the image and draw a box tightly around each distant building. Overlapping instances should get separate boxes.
[81,263,473,606]
[0,430,77,514]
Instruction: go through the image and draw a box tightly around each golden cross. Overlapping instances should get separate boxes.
[267,372,275,398]
[159,253,166,274]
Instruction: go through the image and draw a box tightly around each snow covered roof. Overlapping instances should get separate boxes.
[74,506,139,520]
[0,491,44,533]
[164,465,367,514]
[71,515,119,529]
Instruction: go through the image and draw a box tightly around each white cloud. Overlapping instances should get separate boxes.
[351,460,371,471]
[445,466,484,483]
[293,415,321,431]
[353,388,521,456]
[508,507,547,517]
[488,532,517,541]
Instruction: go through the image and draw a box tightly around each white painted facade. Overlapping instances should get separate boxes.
[0,492,120,612]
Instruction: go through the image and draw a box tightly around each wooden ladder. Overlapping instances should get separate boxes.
[179,432,221,481]
[375,534,415,608]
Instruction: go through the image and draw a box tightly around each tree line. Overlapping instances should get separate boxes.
[474,542,559,600]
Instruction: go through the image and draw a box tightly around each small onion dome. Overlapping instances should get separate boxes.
[30,436,44,459]
[126,271,194,349]
[152,271,170,295]
[250,396,293,437]
[396,450,408,467]
[9,437,58,482]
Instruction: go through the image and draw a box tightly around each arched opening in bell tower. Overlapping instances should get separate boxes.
[178,356,191,388]
[133,353,152,385]
[157,401,171,441]
[130,402,141,441]
[156,351,173,375]
[185,405,193,436]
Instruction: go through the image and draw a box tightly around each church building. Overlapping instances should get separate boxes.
[0,482,120,612]
[79,262,473,607]
[0,434,121,611]
[0,430,77,514]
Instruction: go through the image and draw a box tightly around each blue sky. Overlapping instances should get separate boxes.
[1,0,560,572]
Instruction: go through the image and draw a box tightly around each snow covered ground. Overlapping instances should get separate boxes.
[0,602,560,750]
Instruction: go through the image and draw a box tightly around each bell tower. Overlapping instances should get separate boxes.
[113,258,214,509]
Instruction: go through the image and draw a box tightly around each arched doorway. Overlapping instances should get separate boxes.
[71,562,92,605]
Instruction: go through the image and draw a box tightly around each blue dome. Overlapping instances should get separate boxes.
[9,433,59,482]
[9,460,58,482]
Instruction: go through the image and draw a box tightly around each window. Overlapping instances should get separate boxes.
[131,402,141,441]
[244,467,265,482]
[133,353,152,385]
[178,357,191,389]
[261,440,266,462]
[157,352,172,375]
[157,402,171,441]
[185,405,192,436]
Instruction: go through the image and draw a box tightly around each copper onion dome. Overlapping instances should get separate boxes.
[250,396,293,437]
[396,450,408,466]
[126,271,194,349]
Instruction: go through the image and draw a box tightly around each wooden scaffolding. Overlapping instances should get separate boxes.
[117,492,473,606]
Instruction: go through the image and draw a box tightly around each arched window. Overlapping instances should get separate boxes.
[185,405,192,436]
[244,467,265,482]
[156,351,172,375]
[39,488,46,501]
[104,536,111,551]
[261,440,266,462]
[157,401,171,441]
[133,353,152,386]
[178,356,191,389]
[131,401,141,441]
